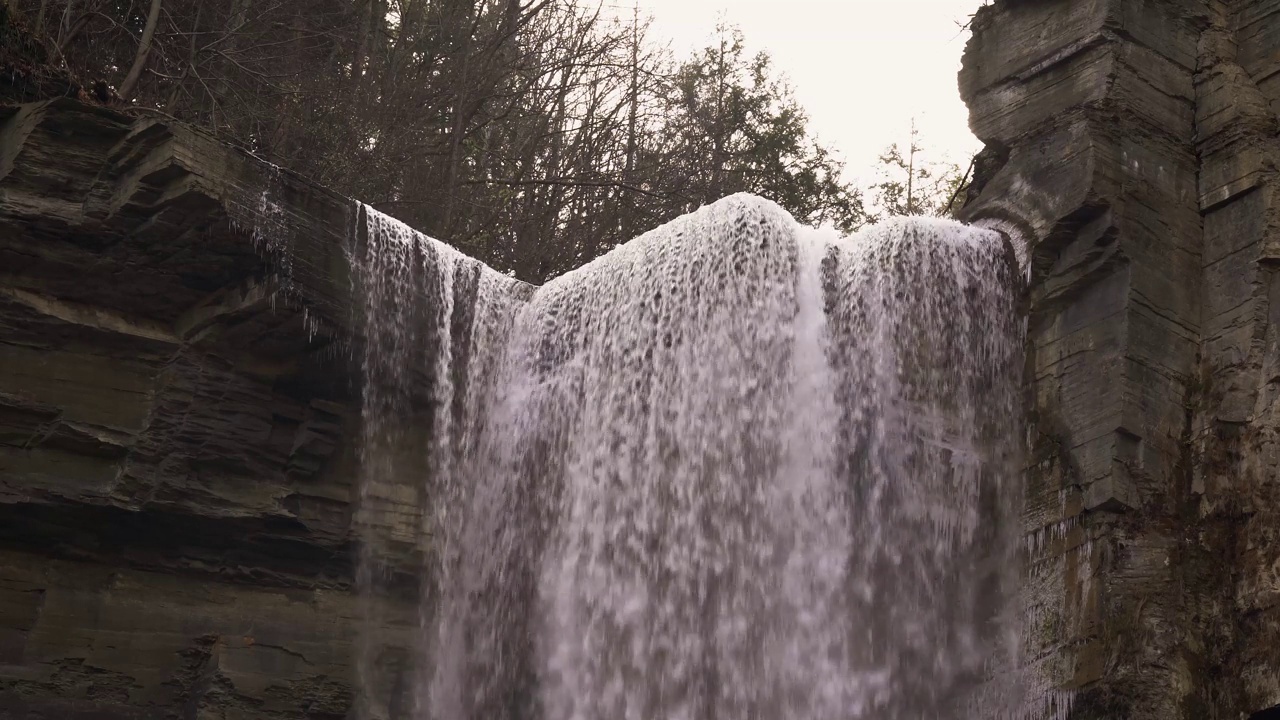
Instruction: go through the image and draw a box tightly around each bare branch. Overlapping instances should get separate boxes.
[464,176,668,199]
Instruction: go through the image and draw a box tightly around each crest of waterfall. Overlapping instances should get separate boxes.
[349,194,1044,719]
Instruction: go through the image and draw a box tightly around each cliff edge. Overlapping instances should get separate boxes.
[0,98,411,718]
[961,0,1280,717]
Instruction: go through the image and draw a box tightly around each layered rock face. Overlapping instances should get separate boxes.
[4,0,1280,716]
[0,99,417,718]
[961,0,1280,717]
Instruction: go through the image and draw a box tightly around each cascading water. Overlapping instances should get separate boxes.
[349,194,1032,719]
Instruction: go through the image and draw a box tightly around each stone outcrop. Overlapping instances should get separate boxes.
[6,0,1280,716]
[961,0,1280,717]
[0,98,418,718]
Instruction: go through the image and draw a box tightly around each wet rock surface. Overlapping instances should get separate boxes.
[961,0,1280,717]
[0,99,416,718]
[4,0,1280,716]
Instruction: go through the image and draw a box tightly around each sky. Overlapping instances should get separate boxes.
[633,0,987,186]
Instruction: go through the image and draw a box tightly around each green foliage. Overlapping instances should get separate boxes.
[867,121,971,222]
[655,25,867,234]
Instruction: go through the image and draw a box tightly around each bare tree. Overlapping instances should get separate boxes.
[6,0,866,281]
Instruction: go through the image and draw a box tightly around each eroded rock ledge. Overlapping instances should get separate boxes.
[0,98,409,718]
[961,0,1280,717]
[7,0,1280,715]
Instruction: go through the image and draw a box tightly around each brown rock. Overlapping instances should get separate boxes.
[0,99,416,717]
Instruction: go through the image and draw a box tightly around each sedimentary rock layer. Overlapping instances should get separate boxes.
[4,0,1280,715]
[961,0,1280,717]
[0,99,418,718]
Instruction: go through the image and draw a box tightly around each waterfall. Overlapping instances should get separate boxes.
[349,194,1027,719]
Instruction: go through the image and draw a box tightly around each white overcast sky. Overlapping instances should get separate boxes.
[632,0,986,185]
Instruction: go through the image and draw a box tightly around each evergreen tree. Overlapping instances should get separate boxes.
[655,24,866,233]
[868,120,971,221]
[4,3,879,280]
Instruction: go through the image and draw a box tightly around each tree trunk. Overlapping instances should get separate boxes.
[709,27,728,200]
[353,0,369,83]
[906,119,917,215]
[622,4,639,239]
[439,2,481,235]
[165,2,201,112]
[34,0,50,36]
[57,1,82,51]
[118,0,163,100]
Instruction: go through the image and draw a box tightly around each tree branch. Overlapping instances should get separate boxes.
[463,176,668,199]
[943,155,976,218]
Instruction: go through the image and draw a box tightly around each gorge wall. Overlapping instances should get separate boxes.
[960,0,1280,717]
[0,0,1279,718]
[0,99,423,718]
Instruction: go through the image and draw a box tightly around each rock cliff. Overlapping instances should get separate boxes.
[4,0,1280,717]
[961,0,1280,717]
[0,98,418,718]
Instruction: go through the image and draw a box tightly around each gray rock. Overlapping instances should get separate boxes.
[962,0,1280,716]
[6,0,1280,716]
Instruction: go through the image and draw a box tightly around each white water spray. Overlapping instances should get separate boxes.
[350,194,1037,719]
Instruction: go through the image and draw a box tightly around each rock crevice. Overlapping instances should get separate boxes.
[4,0,1280,715]
[961,0,1280,716]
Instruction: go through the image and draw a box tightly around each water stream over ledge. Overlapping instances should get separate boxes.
[347,194,1040,719]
